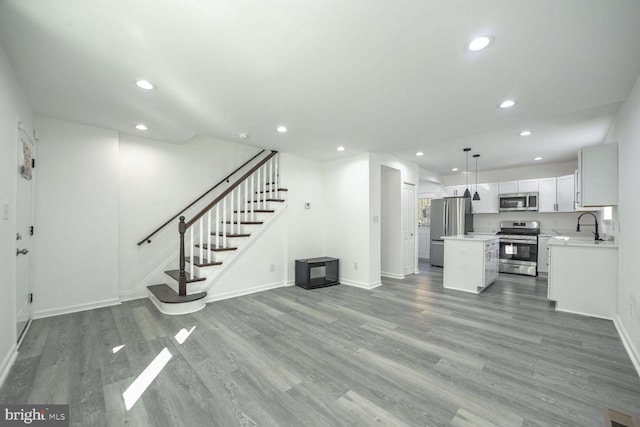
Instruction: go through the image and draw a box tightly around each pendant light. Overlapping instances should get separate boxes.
[472,154,481,201]
[463,148,471,198]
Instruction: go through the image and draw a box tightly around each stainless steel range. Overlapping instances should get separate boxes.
[496,220,540,276]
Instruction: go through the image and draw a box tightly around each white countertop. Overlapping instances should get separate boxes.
[547,236,618,248]
[442,235,499,242]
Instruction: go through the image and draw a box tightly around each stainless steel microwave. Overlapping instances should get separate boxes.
[499,192,539,212]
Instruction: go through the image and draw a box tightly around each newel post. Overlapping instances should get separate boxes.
[178,216,187,296]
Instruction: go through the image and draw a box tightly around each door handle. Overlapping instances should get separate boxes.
[16,248,29,256]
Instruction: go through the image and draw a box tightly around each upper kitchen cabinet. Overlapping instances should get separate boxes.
[539,175,575,212]
[443,185,470,197]
[577,143,618,207]
[498,179,539,194]
[471,183,499,213]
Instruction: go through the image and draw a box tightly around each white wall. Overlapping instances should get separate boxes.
[612,72,640,363]
[380,166,402,278]
[0,41,33,384]
[32,118,120,317]
[322,153,374,288]
[370,153,420,278]
[279,153,326,283]
[118,134,260,298]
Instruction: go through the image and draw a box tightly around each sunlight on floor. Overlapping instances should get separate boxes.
[175,326,196,344]
[112,344,125,354]
[123,347,173,410]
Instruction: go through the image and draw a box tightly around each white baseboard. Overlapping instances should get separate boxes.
[381,272,405,280]
[341,279,382,290]
[554,307,614,322]
[614,314,640,378]
[0,344,18,390]
[33,298,121,320]
[205,281,289,303]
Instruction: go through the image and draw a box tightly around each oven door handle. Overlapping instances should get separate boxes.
[501,239,536,245]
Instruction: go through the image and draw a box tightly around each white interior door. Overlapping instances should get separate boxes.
[16,133,34,342]
[403,183,416,275]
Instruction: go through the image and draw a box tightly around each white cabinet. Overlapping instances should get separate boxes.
[577,143,618,207]
[471,182,499,213]
[499,179,538,194]
[499,181,518,194]
[518,179,539,192]
[538,175,575,212]
[537,235,551,273]
[442,185,469,197]
[548,242,617,319]
[443,237,499,293]
[556,174,575,211]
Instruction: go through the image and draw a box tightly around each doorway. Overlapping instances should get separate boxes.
[16,132,34,342]
[402,183,416,275]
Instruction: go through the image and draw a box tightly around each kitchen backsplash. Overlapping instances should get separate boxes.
[473,210,615,240]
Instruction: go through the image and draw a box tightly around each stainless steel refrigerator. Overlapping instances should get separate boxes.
[430,197,473,267]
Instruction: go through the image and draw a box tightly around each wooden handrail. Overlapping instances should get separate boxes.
[185,151,278,229]
[137,149,266,245]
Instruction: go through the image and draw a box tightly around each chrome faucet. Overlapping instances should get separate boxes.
[576,212,600,241]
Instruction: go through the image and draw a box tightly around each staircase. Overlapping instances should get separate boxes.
[144,150,287,315]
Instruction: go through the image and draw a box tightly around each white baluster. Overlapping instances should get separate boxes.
[275,154,279,200]
[207,211,211,264]
[215,204,220,250]
[230,187,235,235]
[222,197,227,248]
[237,186,241,231]
[190,227,194,279]
[257,166,261,212]
[262,164,267,210]
[244,179,248,223]
[251,173,255,221]
[199,217,203,265]
[269,158,274,199]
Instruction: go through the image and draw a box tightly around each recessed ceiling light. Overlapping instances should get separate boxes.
[276,126,287,133]
[416,151,424,156]
[135,124,148,131]
[238,133,249,139]
[520,130,532,136]
[135,80,155,90]
[337,146,345,152]
[499,100,516,109]
[466,35,494,52]
[451,168,459,172]
[534,157,543,161]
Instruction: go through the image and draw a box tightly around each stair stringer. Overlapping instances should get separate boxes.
[166,201,289,299]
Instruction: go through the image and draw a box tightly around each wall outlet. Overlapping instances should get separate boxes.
[354,262,358,270]
[270,264,275,272]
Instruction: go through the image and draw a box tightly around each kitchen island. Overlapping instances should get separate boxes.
[547,237,618,319]
[443,235,499,294]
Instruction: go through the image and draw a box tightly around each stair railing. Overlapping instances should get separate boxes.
[137,149,267,246]
[177,151,279,296]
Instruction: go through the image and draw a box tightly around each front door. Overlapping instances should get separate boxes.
[16,133,34,342]
[402,183,416,275]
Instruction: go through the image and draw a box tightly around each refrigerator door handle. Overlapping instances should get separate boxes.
[444,202,448,235]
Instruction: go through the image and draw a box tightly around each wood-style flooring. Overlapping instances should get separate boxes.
[2,263,639,426]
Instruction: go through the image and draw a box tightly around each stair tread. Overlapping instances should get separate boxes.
[195,243,237,251]
[256,189,288,193]
[212,232,251,238]
[148,284,206,304]
[234,210,274,213]
[164,270,206,283]
[185,256,223,267]
[250,199,285,203]
[224,221,263,225]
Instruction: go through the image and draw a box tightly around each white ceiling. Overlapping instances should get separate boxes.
[1,0,639,176]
